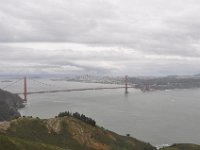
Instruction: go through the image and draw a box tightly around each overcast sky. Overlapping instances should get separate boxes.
[0,0,200,76]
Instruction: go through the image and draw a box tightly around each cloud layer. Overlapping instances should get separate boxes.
[0,0,200,76]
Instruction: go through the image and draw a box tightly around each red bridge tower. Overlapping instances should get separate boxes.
[24,77,27,102]
[125,75,128,94]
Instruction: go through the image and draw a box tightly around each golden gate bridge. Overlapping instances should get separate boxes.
[1,75,130,103]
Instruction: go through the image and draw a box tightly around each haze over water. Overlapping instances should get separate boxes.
[1,79,200,146]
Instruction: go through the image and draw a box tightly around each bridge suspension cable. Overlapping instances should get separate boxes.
[7,76,130,102]
[2,79,23,90]
[29,78,63,89]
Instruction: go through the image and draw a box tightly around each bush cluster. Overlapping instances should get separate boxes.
[57,111,96,126]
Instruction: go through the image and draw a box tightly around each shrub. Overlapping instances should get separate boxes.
[58,111,96,126]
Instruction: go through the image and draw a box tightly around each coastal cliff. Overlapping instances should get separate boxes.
[0,89,24,121]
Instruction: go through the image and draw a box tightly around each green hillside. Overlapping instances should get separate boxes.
[160,143,200,150]
[0,117,156,150]
[0,135,67,150]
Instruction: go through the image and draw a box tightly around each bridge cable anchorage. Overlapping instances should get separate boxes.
[1,78,23,90]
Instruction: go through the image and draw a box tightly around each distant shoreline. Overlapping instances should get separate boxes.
[51,78,200,92]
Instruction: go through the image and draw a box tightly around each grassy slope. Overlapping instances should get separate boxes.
[0,135,67,150]
[160,143,200,150]
[0,117,156,150]
[1,117,200,150]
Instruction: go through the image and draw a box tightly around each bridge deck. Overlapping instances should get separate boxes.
[16,86,134,95]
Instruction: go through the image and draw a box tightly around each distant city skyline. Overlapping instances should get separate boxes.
[1,0,200,76]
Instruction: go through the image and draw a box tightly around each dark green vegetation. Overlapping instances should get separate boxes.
[58,111,96,126]
[0,117,156,150]
[160,143,200,150]
[0,89,24,121]
[0,135,65,150]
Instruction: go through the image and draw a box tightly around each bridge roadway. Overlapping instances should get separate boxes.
[16,86,134,95]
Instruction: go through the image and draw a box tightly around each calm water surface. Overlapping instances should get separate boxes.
[1,79,200,146]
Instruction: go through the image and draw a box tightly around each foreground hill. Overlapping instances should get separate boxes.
[0,117,156,150]
[0,89,24,121]
[160,143,200,150]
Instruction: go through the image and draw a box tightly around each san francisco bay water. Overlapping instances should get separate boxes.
[1,78,200,146]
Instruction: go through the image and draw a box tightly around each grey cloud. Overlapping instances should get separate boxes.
[1,0,200,75]
[1,0,200,49]
[1,43,200,76]
[0,44,118,75]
